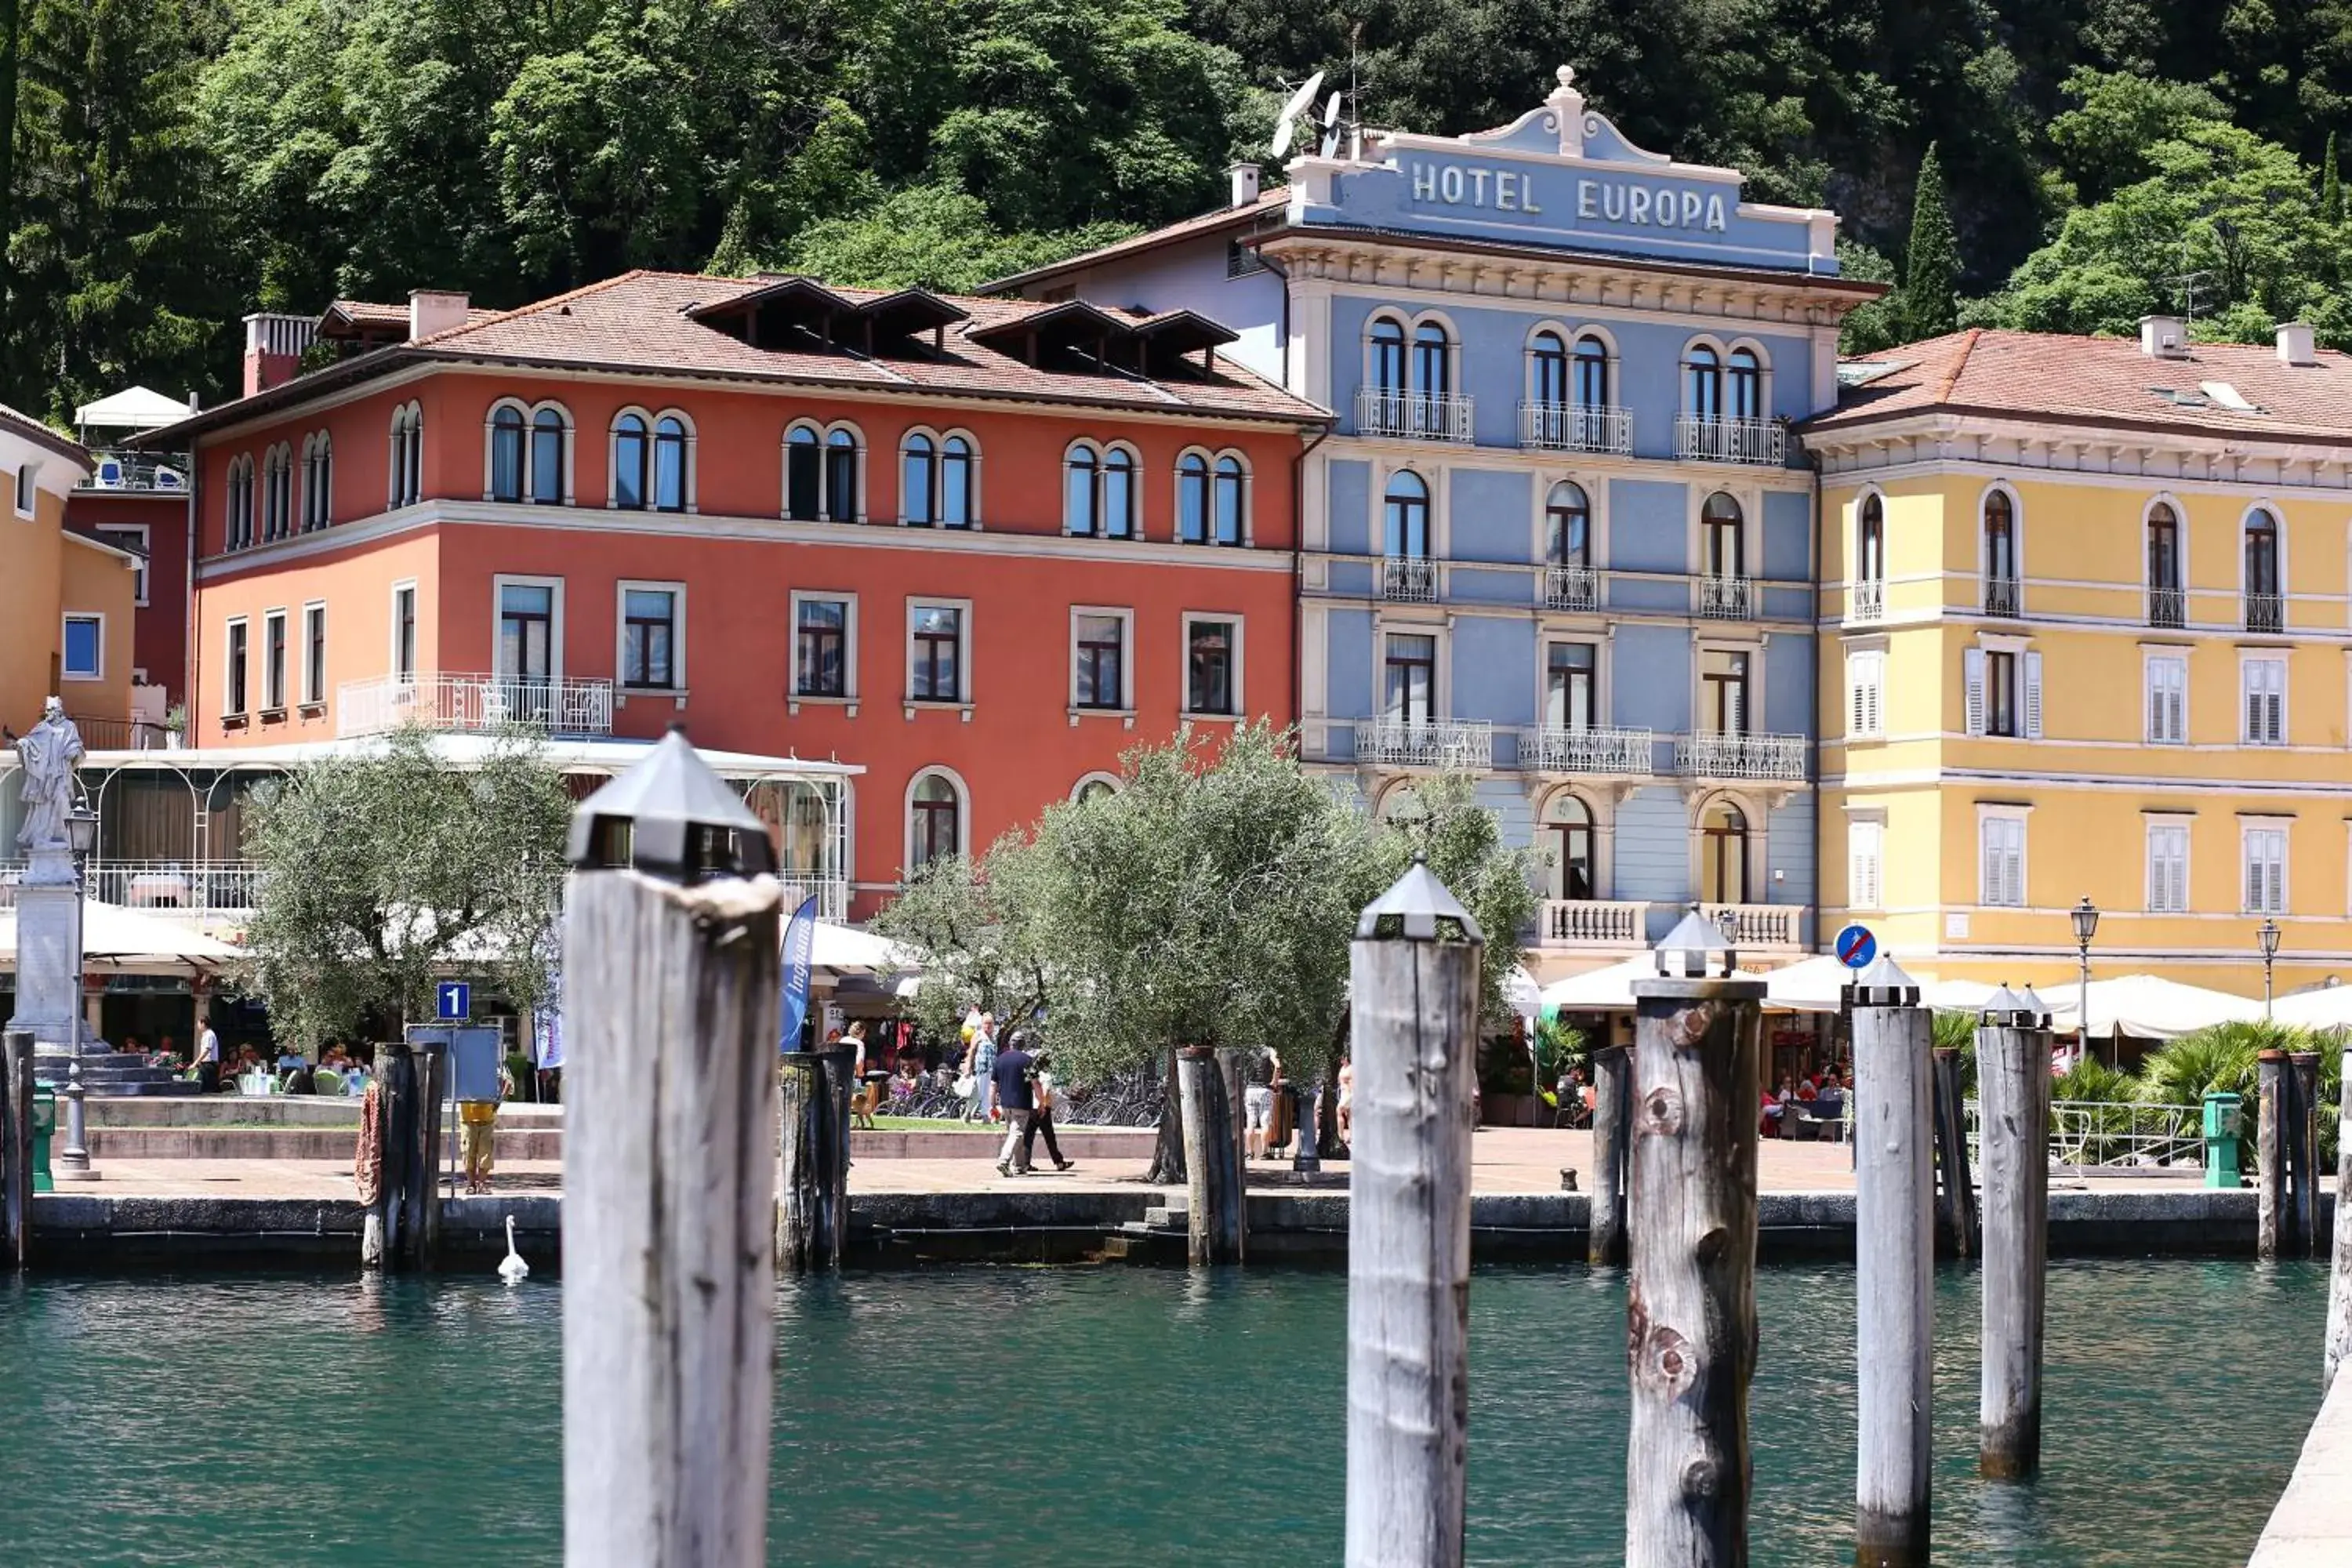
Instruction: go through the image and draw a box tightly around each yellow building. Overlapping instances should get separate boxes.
[1804,320,2352,1000]
[0,403,132,742]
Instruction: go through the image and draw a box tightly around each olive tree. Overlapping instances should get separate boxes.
[238,724,572,1050]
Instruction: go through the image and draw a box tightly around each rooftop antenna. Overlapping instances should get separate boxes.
[2158,234,2210,328]
[1269,69,1327,162]
[1349,22,1365,160]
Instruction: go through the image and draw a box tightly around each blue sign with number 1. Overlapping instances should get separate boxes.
[1834,924,1878,970]
[437,981,471,1021]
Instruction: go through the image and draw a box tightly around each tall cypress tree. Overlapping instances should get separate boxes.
[1899,143,1960,342]
[2323,130,2344,224]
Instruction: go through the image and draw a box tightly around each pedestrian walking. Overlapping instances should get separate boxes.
[992,1030,1036,1176]
[846,1022,877,1131]
[1022,1049,1076,1173]
[460,1062,514,1196]
[1242,1047,1281,1160]
[194,1018,222,1094]
[964,1013,1000,1123]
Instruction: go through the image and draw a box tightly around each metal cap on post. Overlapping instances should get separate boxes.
[1354,855,1483,944]
[1849,951,1920,1011]
[567,726,778,884]
[1649,904,1737,982]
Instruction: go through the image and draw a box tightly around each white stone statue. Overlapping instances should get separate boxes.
[15,697,85,852]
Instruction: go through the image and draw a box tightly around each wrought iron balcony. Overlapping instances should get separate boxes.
[1381,557,1438,602]
[0,859,261,924]
[1518,401,1632,455]
[2147,586,2184,629]
[1520,725,1654,776]
[1701,902,1803,949]
[1849,580,1883,622]
[1544,564,1599,612]
[1539,898,1650,948]
[1982,578,2020,617]
[1675,731,1809,782]
[2244,591,2285,633]
[1698,574,1752,619]
[1352,718,1493,770]
[1356,387,1475,443]
[1675,414,1785,466]
[338,672,616,738]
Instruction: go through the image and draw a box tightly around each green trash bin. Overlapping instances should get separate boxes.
[28,1083,56,1195]
[2201,1091,2243,1189]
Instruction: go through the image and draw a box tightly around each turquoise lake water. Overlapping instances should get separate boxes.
[0,1258,2326,1565]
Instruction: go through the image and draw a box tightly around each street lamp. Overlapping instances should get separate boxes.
[2257,918,2282,1019]
[2070,897,2100,1066]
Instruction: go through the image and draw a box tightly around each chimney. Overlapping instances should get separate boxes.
[409,289,471,342]
[242,312,315,397]
[2138,314,2188,360]
[2277,321,2317,366]
[1229,162,1261,209]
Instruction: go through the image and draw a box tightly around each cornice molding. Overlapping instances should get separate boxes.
[1803,412,2352,490]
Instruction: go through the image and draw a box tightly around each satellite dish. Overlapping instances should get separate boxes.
[1271,118,1296,160]
[1323,90,1344,127]
[1269,70,1327,158]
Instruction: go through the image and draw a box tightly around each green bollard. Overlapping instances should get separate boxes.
[2202,1091,2242,1189]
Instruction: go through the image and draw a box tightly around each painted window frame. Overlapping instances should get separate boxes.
[906,596,973,707]
[1846,818,1884,912]
[789,590,858,707]
[1069,604,1136,716]
[2241,818,2290,916]
[94,524,149,606]
[1979,482,2024,613]
[1976,804,2030,909]
[387,402,423,509]
[60,612,103,682]
[2144,648,2188,744]
[13,459,37,517]
[1181,611,1244,719]
[2240,651,2288,746]
[390,580,419,683]
[1845,645,1886,739]
[615,579,688,694]
[300,600,328,708]
[2144,815,2191,913]
[223,617,249,717]
[490,573,566,684]
[261,607,289,714]
[904,766,969,876]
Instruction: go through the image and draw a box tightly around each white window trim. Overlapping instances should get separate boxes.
[60,612,104,682]
[1978,481,2024,609]
[1071,771,1122,800]
[1377,459,1447,562]
[490,573,566,683]
[1976,803,2031,908]
[2141,492,2186,593]
[1180,611,1247,720]
[389,579,419,682]
[1686,482,1759,589]
[223,616,249,717]
[1693,635,1764,738]
[1375,615,1452,724]
[2143,647,2189,745]
[1846,818,1884,911]
[1533,470,1608,586]
[95,523,151,605]
[904,595,975,716]
[1069,604,1137,724]
[2143,814,2192,913]
[1845,647,1886,739]
[299,600,328,707]
[260,608,289,714]
[2239,499,2287,602]
[903,764,970,878]
[2240,818,2291,916]
[13,460,38,517]
[788,590,859,715]
[612,579,688,702]
[1534,630,1611,735]
[2239,651,2288,746]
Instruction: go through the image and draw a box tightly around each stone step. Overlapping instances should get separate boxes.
[87,1123,563,1161]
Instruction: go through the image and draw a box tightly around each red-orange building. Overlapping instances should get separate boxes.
[140,274,1327,913]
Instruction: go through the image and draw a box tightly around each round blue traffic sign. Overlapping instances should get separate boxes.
[1834,924,1878,970]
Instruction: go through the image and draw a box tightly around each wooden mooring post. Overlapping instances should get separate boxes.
[1976,986,2050,1481]
[1588,1043,1631,1268]
[2257,1049,2288,1262]
[1177,1044,1244,1266]
[2289,1050,2322,1261]
[1344,860,1482,1568]
[777,1047,851,1272]
[2,1027,31,1269]
[2325,1046,2352,1390]
[560,731,783,1568]
[1849,957,1931,1567]
[1624,910,1764,1566]
[1929,1046,1976,1260]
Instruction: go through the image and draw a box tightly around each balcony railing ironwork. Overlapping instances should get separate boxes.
[1849,580,1883,622]
[1675,731,1809,782]
[1352,718,1493,770]
[1540,899,1650,948]
[1381,557,1438,603]
[1544,564,1599,612]
[1698,574,1752,619]
[1983,578,2020,617]
[2244,591,2285,633]
[1520,725,1654,775]
[67,713,172,751]
[1356,387,1475,443]
[78,450,190,492]
[2147,586,2184,629]
[1701,902,1802,949]
[1518,401,1633,455]
[0,859,261,924]
[338,673,615,738]
[1675,414,1784,465]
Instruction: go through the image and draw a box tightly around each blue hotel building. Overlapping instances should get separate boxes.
[993,68,1882,978]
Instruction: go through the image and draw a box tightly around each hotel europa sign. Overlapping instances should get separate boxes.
[1406,161,1733,234]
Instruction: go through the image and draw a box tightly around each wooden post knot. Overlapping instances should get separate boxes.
[1680,1453,1722,1500]
[1693,1226,1729,1265]
[1639,1084,1686,1137]
[1667,1001,1717,1049]
[1632,1322,1697,1396]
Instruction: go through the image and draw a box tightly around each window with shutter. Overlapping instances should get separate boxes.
[2146,823,2187,913]
[2242,826,2287,913]
[2023,650,2043,739]
[1846,652,1884,738]
[1980,815,2026,906]
[1848,822,1882,909]
[2147,656,2186,743]
[1963,647,1986,735]
[2241,658,2286,745]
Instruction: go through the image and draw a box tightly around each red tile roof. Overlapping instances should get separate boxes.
[324,299,499,331]
[981,186,1290,293]
[1810,328,2352,444]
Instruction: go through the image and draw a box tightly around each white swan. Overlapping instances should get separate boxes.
[498,1214,529,1284]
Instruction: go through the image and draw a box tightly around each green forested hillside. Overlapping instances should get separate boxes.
[8,0,2352,420]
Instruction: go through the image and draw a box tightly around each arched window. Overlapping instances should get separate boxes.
[2245,508,2282,630]
[653,415,688,512]
[902,433,936,525]
[822,427,858,522]
[1102,446,1136,539]
[389,405,423,507]
[909,771,961,872]
[1573,335,1610,406]
[1857,495,1886,584]
[1547,795,1595,902]
[1530,330,1569,408]
[1546,481,1590,568]
[1413,321,1451,399]
[1370,317,1407,396]
[225,456,252,550]
[1727,347,1763,421]
[1385,470,1430,558]
[1983,489,2018,615]
[1700,800,1749,904]
[1177,452,1210,543]
[1065,444,1098,534]
[614,413,649,510]
[1214,455,1245,546]
[490,406,526,502]
[1701,492,1744,579]
[2147,502,2181,626]
[1073,774,1119,804]
[785,425,820,521]
[941,435,974,527]
[530,408,567,504]
[1683,344,1722,420]
[303,434,332,530]
[263,446,292,540]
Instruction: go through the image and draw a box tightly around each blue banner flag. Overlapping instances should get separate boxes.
[779,894,819,1053]
[534,1004,563,1072]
